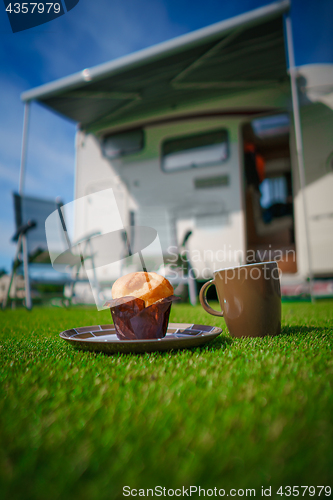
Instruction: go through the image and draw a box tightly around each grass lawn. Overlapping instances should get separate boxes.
[0,301,332,499]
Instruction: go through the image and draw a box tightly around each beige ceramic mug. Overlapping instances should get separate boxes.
[199,261,281,338]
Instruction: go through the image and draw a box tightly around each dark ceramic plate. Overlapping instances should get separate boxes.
[59,323,222,354]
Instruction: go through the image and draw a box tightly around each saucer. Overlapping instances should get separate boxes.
[59,323,222,354]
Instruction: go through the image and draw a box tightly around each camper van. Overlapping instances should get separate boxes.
[21,0,333,296]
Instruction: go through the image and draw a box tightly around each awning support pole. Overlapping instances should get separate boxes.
[19,101,31,195]
[285,15,314,302]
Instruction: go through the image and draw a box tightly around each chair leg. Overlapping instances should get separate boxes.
[87,239,104,304]
[67,281,75,301]
[2,267,16,309]
[22,234,32,310]
[2,234,22,309]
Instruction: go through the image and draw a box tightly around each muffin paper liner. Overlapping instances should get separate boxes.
[104,295,180,340]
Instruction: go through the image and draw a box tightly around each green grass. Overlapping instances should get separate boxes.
[0,302,332,499]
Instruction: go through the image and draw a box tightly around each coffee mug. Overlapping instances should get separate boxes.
[199,261,281,338]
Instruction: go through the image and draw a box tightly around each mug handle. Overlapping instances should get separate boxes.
[199,280,224,317]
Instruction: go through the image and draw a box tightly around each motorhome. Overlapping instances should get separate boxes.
[21,0,333,297]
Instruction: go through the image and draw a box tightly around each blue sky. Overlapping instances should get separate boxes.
[0,0,333,272]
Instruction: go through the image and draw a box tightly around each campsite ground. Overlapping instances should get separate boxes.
[0,301,332,499]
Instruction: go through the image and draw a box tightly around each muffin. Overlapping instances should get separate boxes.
[106,272,177,340]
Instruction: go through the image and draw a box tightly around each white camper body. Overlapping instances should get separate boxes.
[21,1,333,288]
[73,66,333,283]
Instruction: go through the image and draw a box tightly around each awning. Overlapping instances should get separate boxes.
[21,0,290,131]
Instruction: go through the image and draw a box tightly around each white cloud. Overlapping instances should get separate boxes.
[30,0,187,81]
[0,79,76,196]
[0,161,20,185]
[24,103,76,195]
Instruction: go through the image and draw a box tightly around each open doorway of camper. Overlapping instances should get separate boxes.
[242,114,297,274]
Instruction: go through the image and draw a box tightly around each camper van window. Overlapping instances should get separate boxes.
[101,129,144,159]
[161,129,228,172]
[252,114,290,139]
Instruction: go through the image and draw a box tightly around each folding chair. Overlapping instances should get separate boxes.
[2,193,74,309]
[63,230,105,305]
